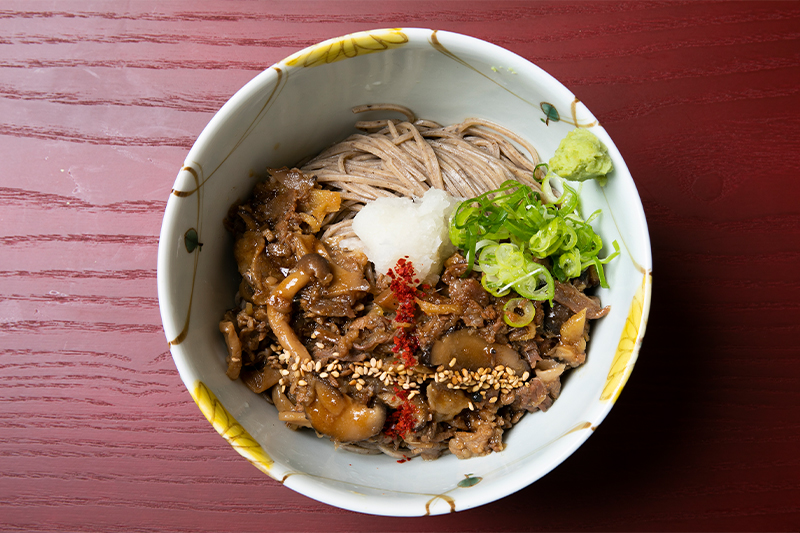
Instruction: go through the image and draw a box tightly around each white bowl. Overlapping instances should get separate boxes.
[157,28,652,516]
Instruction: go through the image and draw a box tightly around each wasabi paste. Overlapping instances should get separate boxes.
[548,129,613,186]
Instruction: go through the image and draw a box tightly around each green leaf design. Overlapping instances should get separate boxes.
[184,228,202,253]
[540,102,560,125]
[457,474,482,488]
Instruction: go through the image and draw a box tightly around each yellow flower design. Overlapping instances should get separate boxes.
[283,28,408,68]
[192,381,274,474]
[601,271,652,402]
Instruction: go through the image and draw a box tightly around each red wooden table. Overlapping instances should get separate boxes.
[2,1,799,531]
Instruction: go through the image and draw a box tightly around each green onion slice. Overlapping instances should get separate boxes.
[449,176,618,298]
[503,298,535,328]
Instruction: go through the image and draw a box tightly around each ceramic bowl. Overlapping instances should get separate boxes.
[157,28,652,516]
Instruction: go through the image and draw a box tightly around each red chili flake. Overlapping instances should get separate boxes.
[384,389,417,440]
[396,456,411,464]
[387,257,419,368]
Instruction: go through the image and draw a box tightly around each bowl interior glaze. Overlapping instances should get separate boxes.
[157,28,652,516]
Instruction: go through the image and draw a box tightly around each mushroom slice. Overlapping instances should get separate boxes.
[304,379,386,443]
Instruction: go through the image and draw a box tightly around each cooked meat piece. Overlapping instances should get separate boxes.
[514,339,542,368]
[447,276,490,307]
[440,253,470,284]
[219,320,243,379]
[511,378,547,413]
[544,302,572,336]
[448,416,504,459]
[554,279,609,319]
[571,265,601,292]
[416,314,459,350]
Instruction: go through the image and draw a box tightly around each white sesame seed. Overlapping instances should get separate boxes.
[331,371,339,378]
[319,372,328,378]
[315,342,324,349]
[298,380,307,386]
[448,358,456,368]
[468,401,474,411]
[356,383,363,391]
[489,397,498,403]
[522,371,530,381]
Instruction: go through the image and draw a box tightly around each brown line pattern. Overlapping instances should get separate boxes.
[0,269,155,280]
[0,85,228,114]
[0,436,240,452]
[0,6,625,23]
[0,494,304,514]
[0,362,174,378]
[0,58,269,71]
[0,320,163,334]
[0,187,167,214]
[0,412,203,424]
[0,234,159,247]
[0,348,133,363]
[0,421,206,435]
[0,374,170,391]
[0,395,115,407]
[0,470,283,487]
[0,4,793,45]
[0,421,209,434]
[0,294,159,309]
[0,387,172,401]
[0,123,195,147]
[5,33,321,48]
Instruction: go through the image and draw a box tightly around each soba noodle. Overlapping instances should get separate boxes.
[300,104,544,242]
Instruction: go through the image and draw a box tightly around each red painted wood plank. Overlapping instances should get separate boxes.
[0,0,799,531]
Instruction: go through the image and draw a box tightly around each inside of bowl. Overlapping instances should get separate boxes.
[159,28,651,516]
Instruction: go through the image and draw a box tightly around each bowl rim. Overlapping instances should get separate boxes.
[157,27,653,516]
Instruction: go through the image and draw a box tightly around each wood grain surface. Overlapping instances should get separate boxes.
[1,1,798,531]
